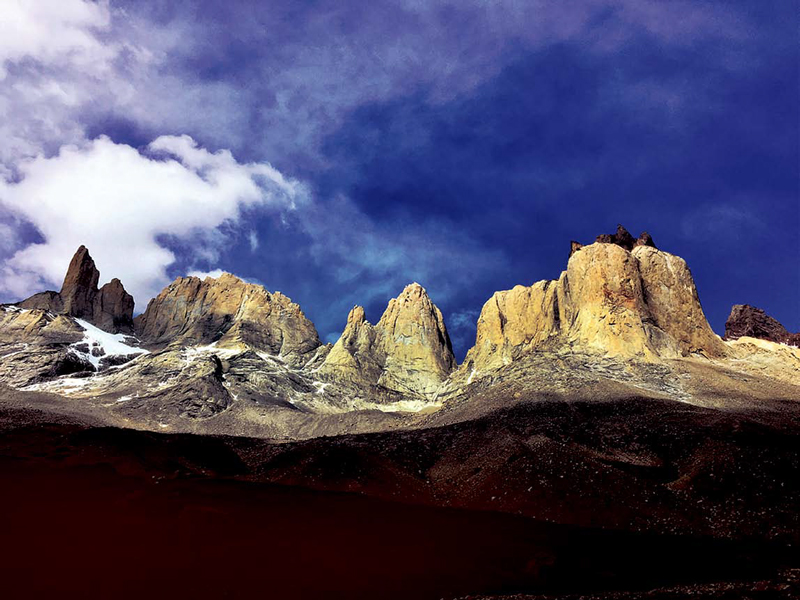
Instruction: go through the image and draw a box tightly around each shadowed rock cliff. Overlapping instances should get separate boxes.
[725,304,800,347]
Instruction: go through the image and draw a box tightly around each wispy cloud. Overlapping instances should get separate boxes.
[186,268,225,280]
[1,0,752,173]
[297,195,505,316]
[248,230,259,252]
[681,202,767,244]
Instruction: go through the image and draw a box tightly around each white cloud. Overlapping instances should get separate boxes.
[0,0,114,78]
[0,135,301,307]
[0,0,753,335]
[0,221,20,254]
[187,269,226,280]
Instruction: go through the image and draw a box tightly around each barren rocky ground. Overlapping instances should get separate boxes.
[2,385,799,599]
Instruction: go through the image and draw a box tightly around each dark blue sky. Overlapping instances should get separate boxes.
[2,0,797,358]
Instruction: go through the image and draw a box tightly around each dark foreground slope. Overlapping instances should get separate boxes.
[2,390,799,599]
[235,395,800,543]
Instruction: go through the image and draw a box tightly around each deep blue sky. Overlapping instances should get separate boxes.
[1,0,798,358]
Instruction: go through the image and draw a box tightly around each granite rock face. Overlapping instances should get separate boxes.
[0,306,91,386]
[725,305,800,347]
[319,283,456,397]
[134,273,322,366]
[320,306,384,385]
[633,245,724,356]
[17,246,134,333]
[465,237,724,373]
[59,245,100,319]
[17,291,64,314]
[94,279,135,334]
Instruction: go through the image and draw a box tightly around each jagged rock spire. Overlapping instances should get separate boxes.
[319,283,456,397]
[18,246,134,333]
[60,245,100,319]
[377,282,456,379]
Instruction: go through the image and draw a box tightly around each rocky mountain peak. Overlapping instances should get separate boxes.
[378,283,447,334]
[94,278,135,334]
[725,304,799,347]
[134,272,321,365]
[3,232,798,437]
[345,305,367,328]
[59,245,100,319]
[465,235,724,374]
[319,283,456,397]
[376,282,456,387]
[17,246,134,333]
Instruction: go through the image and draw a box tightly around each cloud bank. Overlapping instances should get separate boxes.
[0,135,299,305]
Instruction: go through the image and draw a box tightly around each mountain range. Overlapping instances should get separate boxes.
[2,225,797,436]
[1,226,799,556]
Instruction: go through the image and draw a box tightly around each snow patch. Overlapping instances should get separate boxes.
[256,350,282,364]
[24,376,95,392]
[70,319,148,369]
[183,342,240,364]
[2,305,26,313]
